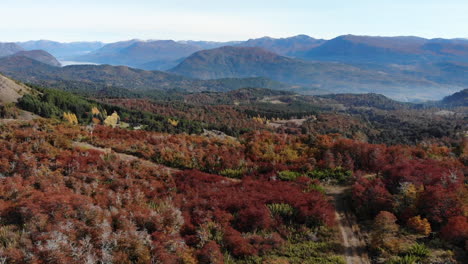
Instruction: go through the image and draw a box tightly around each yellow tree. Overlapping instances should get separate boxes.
[63,112,78,125]
[91,107,100,116]
[168,118,179,127]
[104,112,120,128]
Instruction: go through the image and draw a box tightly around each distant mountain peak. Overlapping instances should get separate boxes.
[291,34,315,39]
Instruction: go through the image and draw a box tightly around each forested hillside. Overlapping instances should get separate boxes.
[4,0,468,262]
[0,78,466,264]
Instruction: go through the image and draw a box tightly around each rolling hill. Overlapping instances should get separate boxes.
[170,46,301,80]
[12,50,61,67]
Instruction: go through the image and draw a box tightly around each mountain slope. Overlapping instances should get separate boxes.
[170,46,301,80]
[75,40,202,70]
[0,74,31,104]
[12,50,61,67]
[0,42,24,57]
[169,46,463,100]
[303,35,468,64]
[0,55,58,79]
[0,56,291,94]
[439,89,468,107]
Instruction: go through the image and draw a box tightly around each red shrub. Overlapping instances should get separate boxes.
[440,216,468,245]
[419,185,465,225]
[352,178,393,217]
[382,160,463,192]
[223,227,257,257]
[174,170,335,256]
[248,233,284,254]
[197,241,224,264]
[235,205,272,232]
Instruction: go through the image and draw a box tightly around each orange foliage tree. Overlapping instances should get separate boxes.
[407,215,431,236]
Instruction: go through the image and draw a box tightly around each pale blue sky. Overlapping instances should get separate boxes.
[1,0,467,42]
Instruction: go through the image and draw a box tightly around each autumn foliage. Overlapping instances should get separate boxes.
[440,216,468,245]
[407,216,431,236]
[0,109,466,263]
[0,121,339,263]
[174,170,334,257]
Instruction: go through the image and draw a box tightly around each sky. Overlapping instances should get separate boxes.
[1,0,467,42]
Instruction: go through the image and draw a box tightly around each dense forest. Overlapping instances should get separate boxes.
[101,88,466,145]
[0,82,466,264]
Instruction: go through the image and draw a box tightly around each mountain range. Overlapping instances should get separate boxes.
[303,35,468,64]
[2,34,468,101]
[73,39,243,70]
[169,46,467,100]
[76,40,202,70]
[10,35,468,67]
[0,55,291,96]
[68,34,468,68]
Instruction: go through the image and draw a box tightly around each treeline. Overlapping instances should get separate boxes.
[18,85,97,122]
[320,93,410,110]
[17,85,205,134]
[242,101,318,120]
[101,99,266,137]
[302,107,466,145]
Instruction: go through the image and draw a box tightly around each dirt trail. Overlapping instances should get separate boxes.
[326,185,371,264]
[72,142,245,183]
[72,142,180,174]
